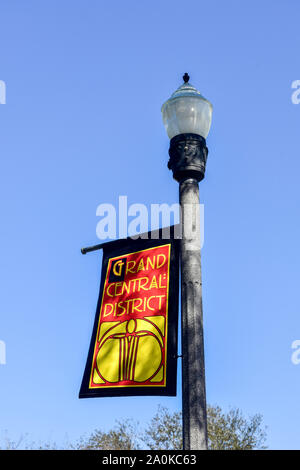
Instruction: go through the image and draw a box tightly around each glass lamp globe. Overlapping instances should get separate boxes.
[161,74,213,140]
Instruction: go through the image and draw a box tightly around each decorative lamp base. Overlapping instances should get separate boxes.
[168,133,208,182]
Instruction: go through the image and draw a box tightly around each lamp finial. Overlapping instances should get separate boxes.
[183,73,190,83]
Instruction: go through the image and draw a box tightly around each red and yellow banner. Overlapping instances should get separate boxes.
[90,244,170,389]
[80,234,179,397]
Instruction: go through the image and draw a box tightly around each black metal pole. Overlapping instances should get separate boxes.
[180,177,207,450]
[168,133,209,450]
[81,242,106,255]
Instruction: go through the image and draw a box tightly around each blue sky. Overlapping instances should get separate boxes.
[0,0,300,449]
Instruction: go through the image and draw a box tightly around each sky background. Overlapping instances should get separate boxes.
[0,0,300,450]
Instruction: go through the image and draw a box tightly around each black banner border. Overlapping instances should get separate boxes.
[79,226,180,398]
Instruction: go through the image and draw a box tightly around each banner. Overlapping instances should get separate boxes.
[79,227,179,397]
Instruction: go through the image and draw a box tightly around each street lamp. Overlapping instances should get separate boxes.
[162,73,213,450]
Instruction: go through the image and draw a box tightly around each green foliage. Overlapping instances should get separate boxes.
[207,405,267,450]
[142,405,182,450]
[0,405,267,450]
[77,405,267,450]
[76,419,140,450]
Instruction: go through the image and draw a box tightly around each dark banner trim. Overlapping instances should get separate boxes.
[79,226,180,398]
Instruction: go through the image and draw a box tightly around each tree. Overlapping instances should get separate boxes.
[77,404,267,450]
[76,419,141,450]
[207,405,267,450]
[142,405,182,450]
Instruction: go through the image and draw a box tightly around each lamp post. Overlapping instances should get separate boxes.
[161,74,213,450]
